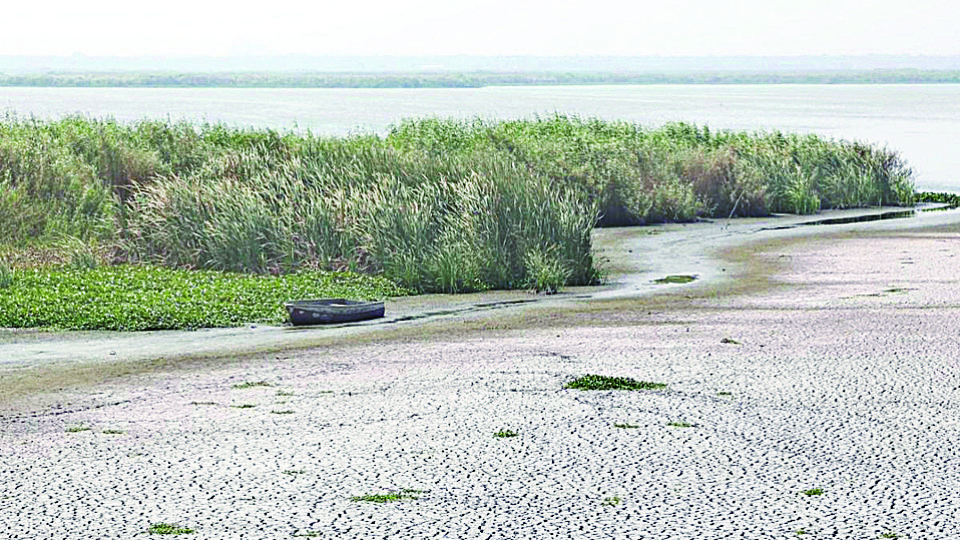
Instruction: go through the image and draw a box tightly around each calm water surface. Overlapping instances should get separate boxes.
[2,84,957,191]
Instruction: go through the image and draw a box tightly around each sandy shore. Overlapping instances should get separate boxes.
[2,207,959,538]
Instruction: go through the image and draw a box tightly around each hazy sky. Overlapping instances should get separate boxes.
[4,0,959,58]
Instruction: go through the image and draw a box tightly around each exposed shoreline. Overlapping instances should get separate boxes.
[2,205,958,404]
[2,205,959,538]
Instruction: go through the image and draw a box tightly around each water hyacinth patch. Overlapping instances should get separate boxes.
[564,375,667,391]
[147,522,194,535]
[350,488,424,503]
[0,265,407,331]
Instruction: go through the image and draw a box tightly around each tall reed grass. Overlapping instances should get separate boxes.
[388,116,915,225]
[121,135,598,292]
[0,114,914,293]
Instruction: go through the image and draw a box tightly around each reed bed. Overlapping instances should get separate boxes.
[0,114,915,295]
[388,116,915,225]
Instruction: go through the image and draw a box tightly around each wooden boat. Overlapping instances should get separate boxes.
[284,299,385,326]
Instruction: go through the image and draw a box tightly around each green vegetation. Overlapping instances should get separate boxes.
[667,421,696,428]
[230,404,256,409]
[494,429,518,438]
[653,275,698,284]
[879,532,901,539]
[350,488,424,503]
[614,423,640,429]
[916,191,960,207]
[65,425,91,433]
[564,375,667,391]
[102,429,125,435]
[602,496,621,506]
[270,409,295,414]
[390,117,914,225]
[0,114,916,329]
[0,115,597,299]
[802,488,824,496]
[0,263,12,288]
[0,266,403,330]
[147,523,194,535]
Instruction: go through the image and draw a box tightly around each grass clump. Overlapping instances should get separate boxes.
[65,425,91,433]
[667,421,695,428]
[494,429,518,438]
[602,496,621,506]
[802,488,824,496]
[0,263,12,289]
[350,488,423,503]
[564,375,667,391]
[523,244,573,294]
[147,523,194,535]
[102,429,125,435]
[614,423,640,429]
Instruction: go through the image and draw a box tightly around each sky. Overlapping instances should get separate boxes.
[2,0,959,58]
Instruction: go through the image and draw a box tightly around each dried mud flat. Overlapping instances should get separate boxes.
[2,209,960,539]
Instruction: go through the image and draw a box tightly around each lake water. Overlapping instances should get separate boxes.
[1,84,958,192]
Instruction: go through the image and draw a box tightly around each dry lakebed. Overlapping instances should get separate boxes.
[2,207,960,539]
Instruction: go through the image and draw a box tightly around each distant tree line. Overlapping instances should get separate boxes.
[1,70,959,88]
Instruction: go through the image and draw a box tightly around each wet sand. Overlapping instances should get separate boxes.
[1,207,959,538]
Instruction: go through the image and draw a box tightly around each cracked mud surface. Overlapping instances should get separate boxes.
[2,207,959,539]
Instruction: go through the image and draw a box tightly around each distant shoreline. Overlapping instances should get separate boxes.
[3,70,960,89]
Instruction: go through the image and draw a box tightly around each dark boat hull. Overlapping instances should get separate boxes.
[284,299,385,326]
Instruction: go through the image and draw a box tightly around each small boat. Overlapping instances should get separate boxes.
[284,299,385,326]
